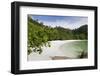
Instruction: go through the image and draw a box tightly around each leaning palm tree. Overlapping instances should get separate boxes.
[77,50,87,58]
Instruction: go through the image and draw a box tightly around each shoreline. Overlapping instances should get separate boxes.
[28,40,87,61]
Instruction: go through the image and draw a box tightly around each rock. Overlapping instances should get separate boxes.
[50,56,70,60]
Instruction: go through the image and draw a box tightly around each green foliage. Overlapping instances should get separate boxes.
[28,16,88,55]
[28,17,50,54]
[72,25,88,39]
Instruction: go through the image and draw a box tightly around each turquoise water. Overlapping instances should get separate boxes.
[59,40,88,58]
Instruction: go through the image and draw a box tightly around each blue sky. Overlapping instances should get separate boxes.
[30,15,88,29]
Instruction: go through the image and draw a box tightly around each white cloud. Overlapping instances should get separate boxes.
[42,18,88,29]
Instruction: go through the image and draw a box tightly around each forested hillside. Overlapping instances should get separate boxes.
[28,17,88,54]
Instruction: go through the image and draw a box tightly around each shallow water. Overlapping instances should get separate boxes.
[59,40,88,58]
[28,40,88,61]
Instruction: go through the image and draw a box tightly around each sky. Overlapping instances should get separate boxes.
[30,15,88,29]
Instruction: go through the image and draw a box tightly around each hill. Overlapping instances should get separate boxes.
[28,16,88,54]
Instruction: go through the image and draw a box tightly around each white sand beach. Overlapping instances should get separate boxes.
[28,40,87,61]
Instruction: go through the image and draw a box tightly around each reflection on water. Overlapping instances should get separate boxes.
[59,40,88,59]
